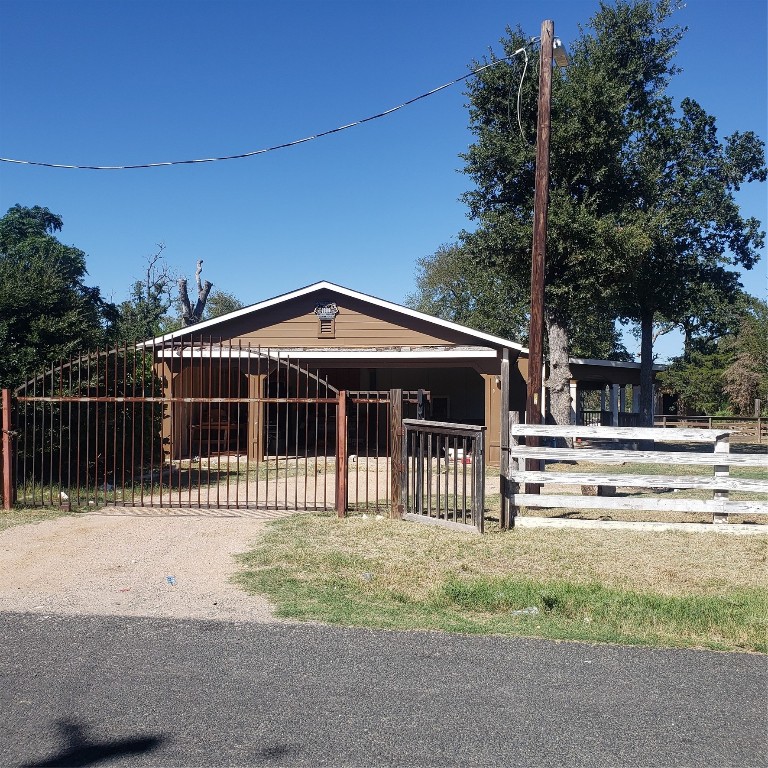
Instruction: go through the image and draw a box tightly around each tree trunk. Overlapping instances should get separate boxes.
[545,314,572,426]
[639,311,655,427]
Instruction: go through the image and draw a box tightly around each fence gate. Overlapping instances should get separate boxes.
[4,341,346,512]
[401,419,486,533]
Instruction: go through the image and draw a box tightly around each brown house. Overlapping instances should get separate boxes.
[151,281,657,466]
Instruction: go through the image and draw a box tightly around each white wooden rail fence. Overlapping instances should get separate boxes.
[505,420,767,525]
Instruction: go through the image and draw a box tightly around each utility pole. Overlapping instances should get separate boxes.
[526,19,554,432]
[524,20,555,494]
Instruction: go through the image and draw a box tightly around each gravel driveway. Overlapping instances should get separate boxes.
[0,509,295,622]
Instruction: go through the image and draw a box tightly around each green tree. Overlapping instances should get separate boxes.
[407,242,631,360]
[0,205,115,388]
[405,242,529,341]
[657,295,768,416]
[611,95,765,423]
[457,0,765,425]
[203,289,245,320]
[722,297,768,415]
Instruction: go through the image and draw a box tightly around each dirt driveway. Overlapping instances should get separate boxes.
[0,508,296,622]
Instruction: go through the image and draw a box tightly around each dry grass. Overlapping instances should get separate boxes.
[262,513,768,597]
[235,512,768,651]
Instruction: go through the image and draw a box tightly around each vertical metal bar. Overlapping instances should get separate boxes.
[352,395,359,511]
[156,338,165,508]
[336,390,347,517]
[21,378,29,507]
[294,358,299,510]
[75,353,82,507]
[426,430,433,518]
[284,356,291,508]
[475,429,485,533]
[452,435,458,522]
[221,336,229,507]
[129,343,136,506]
[402,425,409,514]
[303,362,309,510]
[92,350,99,505]
[232,339,240,508]
[140,341,147,507]
[374,394,380,512]
[1,389,14,510]
[67,355,73,505]
[44,362,51,507]
[57,357,64,507]
[120,343,127,504]
[102,349,109,502]
[462,436,468,525]
[242,340,249,508]
[111,347,118,506]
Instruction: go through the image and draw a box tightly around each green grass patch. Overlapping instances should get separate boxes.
[234,513,768,652]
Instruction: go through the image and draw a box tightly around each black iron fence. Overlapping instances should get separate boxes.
[401,419,486,533]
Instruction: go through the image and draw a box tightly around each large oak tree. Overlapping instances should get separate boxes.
[457,0,765,425]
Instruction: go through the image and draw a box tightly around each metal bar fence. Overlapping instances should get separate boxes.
[11,340,344,511]
[402,419,485,533]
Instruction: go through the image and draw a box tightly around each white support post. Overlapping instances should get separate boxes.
[508,411,521,527]
[569,380,578,425]
[632,386,641,414]
[611,384,620,427]
[713,433,731,524]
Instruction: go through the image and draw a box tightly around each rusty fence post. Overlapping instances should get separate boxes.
[335,390,348,517]
[2,389,15,510]
[389,389,403,519]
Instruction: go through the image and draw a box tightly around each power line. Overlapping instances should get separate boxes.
[0,50,531,171]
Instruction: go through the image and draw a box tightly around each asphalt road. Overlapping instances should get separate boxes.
[1,612,765,768]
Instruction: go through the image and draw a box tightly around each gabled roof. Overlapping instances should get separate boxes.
[150,280,527,352]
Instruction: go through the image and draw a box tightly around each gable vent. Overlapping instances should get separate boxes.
[314,302,339,339]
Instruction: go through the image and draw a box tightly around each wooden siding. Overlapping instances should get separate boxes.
[195,290,496,349]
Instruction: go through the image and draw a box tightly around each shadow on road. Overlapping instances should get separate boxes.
[21,718,165,767]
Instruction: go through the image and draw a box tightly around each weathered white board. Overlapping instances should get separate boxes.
[507,471,768,493]
[512,494,768,515]
[508,447,767,467]
[510,425,729,442]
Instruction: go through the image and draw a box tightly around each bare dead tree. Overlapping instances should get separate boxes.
[178,260,213,326]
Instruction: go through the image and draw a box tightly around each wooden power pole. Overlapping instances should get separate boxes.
[526,19,555,431]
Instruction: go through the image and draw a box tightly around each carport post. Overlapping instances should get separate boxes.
[2,389,14,510]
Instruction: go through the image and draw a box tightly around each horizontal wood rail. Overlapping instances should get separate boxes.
[655,415,765,443]
[505,419,767,526]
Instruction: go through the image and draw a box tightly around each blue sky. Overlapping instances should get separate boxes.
[1,0,765,362]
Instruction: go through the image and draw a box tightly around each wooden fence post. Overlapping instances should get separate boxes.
[712,432,730,524]
[2,389,14,510]
[335,390,348,518]
[507,411,520,528]
[390,389,403,519]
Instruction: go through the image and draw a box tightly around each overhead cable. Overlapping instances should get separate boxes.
[0,48,531,171]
